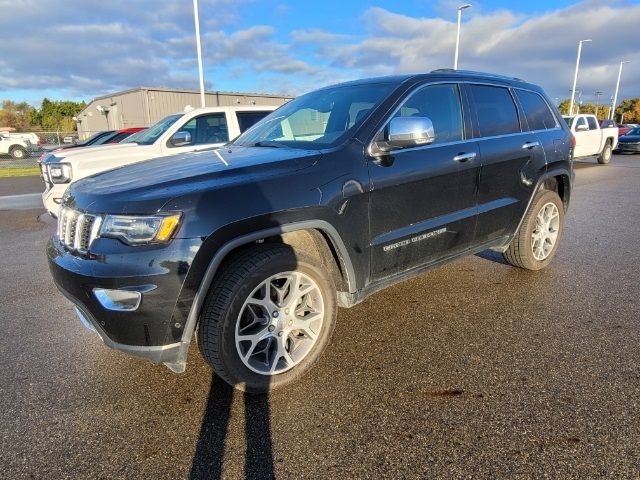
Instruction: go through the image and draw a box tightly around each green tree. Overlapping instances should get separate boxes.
[615,98,640,123]
[32,98,86,132]
[0,100,35,131]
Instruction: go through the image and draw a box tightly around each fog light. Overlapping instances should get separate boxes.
[93,288,142,311]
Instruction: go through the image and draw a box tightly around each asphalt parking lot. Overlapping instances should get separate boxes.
[0,155,639,479]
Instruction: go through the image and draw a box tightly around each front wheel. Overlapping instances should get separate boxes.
[503,189,565,270]
[198,244,337,393]
[598,141,612,164]
[10,146,28,159]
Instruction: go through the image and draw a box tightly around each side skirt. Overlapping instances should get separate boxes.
[338,235,510,308]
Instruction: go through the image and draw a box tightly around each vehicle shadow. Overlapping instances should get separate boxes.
[188,374,275,480]
[475,249,509,265]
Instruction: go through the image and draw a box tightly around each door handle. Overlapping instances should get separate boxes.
[453,152,476,163]
[522,141,540,149]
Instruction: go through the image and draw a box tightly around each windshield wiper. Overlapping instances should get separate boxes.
[253,141,285,148]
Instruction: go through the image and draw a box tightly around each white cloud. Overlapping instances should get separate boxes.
[1,0,639,104]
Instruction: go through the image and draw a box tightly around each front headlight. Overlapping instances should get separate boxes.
[48,163,72,184]
[100,213,182,245]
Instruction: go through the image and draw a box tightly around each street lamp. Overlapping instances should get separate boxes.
[453,4,472,70]
[569,39,591,117]
[594,90,603,117]
[610,60,630,121]
[193,0,206,108]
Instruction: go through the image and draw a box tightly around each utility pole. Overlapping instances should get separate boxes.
[453,4,472,70]
[569,39,591,118]
[193,0,206,108]
[610,60,630,120]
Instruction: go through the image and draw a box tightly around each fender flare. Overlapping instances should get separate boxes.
[167,220,356,371]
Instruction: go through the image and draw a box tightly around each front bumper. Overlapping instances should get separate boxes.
[42,184,66,215]
[615,143,640,153]
[47,234,202,372]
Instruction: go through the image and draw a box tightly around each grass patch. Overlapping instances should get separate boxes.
[0,166,40,177]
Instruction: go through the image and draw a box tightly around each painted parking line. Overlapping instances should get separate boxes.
[0,193,42,210]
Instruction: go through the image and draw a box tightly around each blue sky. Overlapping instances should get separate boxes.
[2,0,639,106]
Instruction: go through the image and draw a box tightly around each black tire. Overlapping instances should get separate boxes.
[9,146,28,159]
[503,189,565,271]
[598,141,612,164]
[198,244,337,393]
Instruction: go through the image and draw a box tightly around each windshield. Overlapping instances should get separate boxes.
[626,127,640,136]
[232,82,394,149]
[123,114,183,145]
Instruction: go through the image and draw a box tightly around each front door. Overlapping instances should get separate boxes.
[368,83,479,281]
[161,112,230,155]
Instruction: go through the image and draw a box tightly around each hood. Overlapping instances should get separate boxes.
[618,134,640,143]
[43,143,155,176]
[64,146,321,214]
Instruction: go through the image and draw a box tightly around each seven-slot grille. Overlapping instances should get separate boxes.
[57,207,102,254]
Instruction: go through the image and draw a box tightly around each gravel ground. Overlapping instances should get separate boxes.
[0,155,638,479]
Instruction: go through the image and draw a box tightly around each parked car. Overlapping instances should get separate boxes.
[42,128,146,158]
[599,120,635,137]
[614,127,640,153]
[564,114,618,164]
[47,70,573,392]
[1,131,42,147]
[40,106,277,214]
[0,133,37,159]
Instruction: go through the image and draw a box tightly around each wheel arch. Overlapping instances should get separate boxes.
[177,220,356,351]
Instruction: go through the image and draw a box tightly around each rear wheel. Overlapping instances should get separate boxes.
[503,189,565,270]
[198,244,337,393]
[9,146,28,159]
[598,141,612,164]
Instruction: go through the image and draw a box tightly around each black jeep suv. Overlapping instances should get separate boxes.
[48,70,573,392]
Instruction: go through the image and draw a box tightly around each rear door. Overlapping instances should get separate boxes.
[466,83,542,245]
[368,83,479,280]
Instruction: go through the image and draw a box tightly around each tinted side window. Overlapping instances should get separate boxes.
[516,90,557,130]
[575,117,587,129]
[394,83,464,144]
[470,85,520,137]
[237,111,270,132]
[587,116,598,130]
[180,113,228,145]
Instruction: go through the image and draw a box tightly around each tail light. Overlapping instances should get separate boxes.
[571,134,576,148]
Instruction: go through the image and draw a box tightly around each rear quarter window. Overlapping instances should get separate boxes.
[469,85,521,137]
[515,90,558,130]
[237,111,272,132]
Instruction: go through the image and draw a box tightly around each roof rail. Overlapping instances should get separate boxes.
[430,69,525,82]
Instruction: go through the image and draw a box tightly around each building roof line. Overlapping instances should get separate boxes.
[89,86,293,103]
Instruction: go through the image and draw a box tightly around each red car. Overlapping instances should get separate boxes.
[51,127,146,153]
[600,120,635,137]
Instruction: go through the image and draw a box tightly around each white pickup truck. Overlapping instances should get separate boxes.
[0,133,36,159]
[563,114,618,164]
[39,105,278,214]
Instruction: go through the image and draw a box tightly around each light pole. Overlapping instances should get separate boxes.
[193,0,206,108]
[453,4,472,70]
[610,60,630,121]
[594,90,603,117]
[569,39,591,117]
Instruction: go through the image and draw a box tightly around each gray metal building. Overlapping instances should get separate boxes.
[76,87,293,136]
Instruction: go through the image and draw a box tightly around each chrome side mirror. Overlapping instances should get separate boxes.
[388,116,435,148]
[372,116,436,156]
[575,123,588,132]
[170,130,192,147]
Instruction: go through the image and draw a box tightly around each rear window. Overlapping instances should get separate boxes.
[587,117,598,130]
[469,85,520,137]
[237,111,271,133]
[515,90,557,130]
